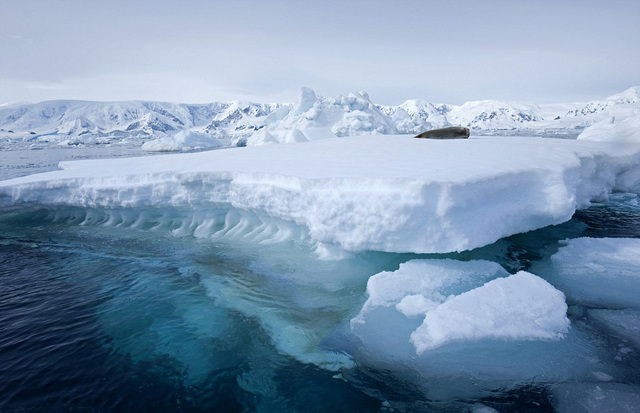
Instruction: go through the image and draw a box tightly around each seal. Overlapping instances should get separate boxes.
[414,126,470,139]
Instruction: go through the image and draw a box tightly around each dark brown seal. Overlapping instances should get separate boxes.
[414,126,470,139]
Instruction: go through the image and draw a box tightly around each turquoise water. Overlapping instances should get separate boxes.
[1,171,639,411]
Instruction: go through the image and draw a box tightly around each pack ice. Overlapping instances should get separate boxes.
[346,259,604,400]
[1,135,640,254]
[536,237,640,309]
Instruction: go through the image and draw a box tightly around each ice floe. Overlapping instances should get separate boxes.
[2,135,640,253]
[552,382,640,413]
[347,259,599,400]
[588,308,640,349]
[536,237,640,309]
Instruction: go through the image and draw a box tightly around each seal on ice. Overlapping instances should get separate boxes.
[414,126,470,139]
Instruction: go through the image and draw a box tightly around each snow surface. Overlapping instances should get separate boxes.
[537,237,640,308]
[2,135,640,254]
[411,272,569,352]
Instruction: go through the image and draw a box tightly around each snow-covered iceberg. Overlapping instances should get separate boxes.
[2,135,640,254]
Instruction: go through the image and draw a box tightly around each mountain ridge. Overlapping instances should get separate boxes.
[1,87,638,148]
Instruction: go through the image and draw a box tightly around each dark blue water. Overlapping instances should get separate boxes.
[1,193,639,412]
[0,208,396,412]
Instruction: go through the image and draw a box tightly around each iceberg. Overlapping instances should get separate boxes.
[1,135,640,254]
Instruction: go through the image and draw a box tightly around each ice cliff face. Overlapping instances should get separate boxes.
[1,87,639,147]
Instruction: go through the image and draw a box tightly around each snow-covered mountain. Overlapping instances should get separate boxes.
[0,99,281,147]
[1,87,638,149]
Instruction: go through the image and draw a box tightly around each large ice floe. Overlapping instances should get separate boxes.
[2,135,640,254]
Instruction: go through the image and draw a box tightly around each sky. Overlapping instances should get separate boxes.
[1,0,639,105]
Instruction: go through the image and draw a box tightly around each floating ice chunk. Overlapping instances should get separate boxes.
[577,114,640,143]
[351,259,508,327]
[141,130,223,152]
[348,259,596,400]
[552,382,640,413]
[540,237,640,309]
[351,260,570,353]
[470,403,499,413]
[588,308,640,349]
[411,272,570,353]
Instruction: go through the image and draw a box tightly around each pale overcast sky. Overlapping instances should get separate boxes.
[1,0,638,105]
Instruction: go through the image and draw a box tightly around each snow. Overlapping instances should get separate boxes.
[537,238,640,308]
[2,135,640,254]
[141,130,223,152]
[2,86,639,146]
[577,114,640,143]
[410,272,569,352]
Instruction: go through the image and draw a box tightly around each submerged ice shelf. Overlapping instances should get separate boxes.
[1,135,640,254]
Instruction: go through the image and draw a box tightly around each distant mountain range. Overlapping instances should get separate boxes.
[1,86,638,148]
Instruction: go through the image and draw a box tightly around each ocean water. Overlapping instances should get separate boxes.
[1,148,640,412]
